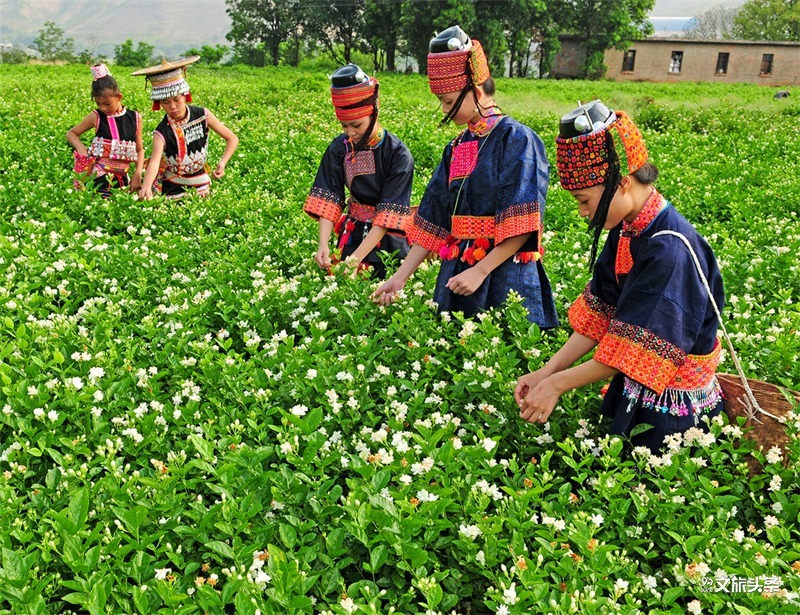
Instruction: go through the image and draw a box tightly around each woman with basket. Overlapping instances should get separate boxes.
[515,101,725,452]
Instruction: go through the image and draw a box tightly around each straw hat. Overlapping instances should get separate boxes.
[132,56,200,104]
[131,56,200,77]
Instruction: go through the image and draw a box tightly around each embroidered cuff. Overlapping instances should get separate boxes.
[495,202,542,245]
[373,202,411,233]
[304,187,344,223]
[408,213,448,251]
[594,321,686,395]
[568,285,614,342]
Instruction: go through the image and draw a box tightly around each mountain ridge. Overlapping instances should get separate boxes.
[0,0,749,58]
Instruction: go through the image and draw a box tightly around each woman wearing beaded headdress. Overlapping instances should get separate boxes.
[372,26,558,328]
[303,63,414,279]
[133,57,238,200]
[66,64,144,196]
[515,101,725,452]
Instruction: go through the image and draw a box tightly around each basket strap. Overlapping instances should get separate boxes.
[652,230,781,423]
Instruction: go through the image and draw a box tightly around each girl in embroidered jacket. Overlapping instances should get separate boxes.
[515,101,725,452]
[66,64,144,197]
[372,26,558,327]
[133,57,239,200]
[304,64,414,279]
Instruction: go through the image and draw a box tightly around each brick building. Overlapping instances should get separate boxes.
[553,36,800,86]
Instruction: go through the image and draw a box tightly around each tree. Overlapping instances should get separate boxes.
[305,1,366,66]
[114,40,156,67]
[476,0,558,77]
[683,6,739,39]
[401,0,476,74]
[31,21,75,62]
[226,0,306,66]
[363,0,402,71]
[472,3,507,76]
[184,45,230,64]
[561,0,654,79]
[732,0,800,41]
[0,45,29,65]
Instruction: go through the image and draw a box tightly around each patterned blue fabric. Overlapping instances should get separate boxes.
[417,117,558,327]
[591,203,725,452]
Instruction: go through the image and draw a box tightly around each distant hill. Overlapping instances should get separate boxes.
[0,0,231,58]
[0,0,750,58]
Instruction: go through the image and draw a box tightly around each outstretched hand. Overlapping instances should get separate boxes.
[371,276,404,306]
[516,370,562,424]
[314,246,332,270]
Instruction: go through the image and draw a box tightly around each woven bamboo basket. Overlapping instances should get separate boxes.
[718,373,800,475]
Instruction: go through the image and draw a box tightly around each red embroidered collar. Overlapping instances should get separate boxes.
[622,189,665,237]
[468,109,504,137]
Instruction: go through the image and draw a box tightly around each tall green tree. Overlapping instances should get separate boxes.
[472,2,507,76]
[400,0,476,74]
[31,21,75,62]
[226,0,306,66]
[488,0,559,77]
[306,0,366,66]
[562,0,654,79]
[732,0,800,40]
[114,40,155,67]
[363,0,402,71]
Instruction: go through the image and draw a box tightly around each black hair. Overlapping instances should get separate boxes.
[352,83,380,151]
[586,159,659,272]
[587,131,620,271]
[440,76,497,126]
[91,75,121,98]
[632,162,659,184]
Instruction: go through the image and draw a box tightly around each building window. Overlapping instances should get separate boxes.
[716,52,730,75]
[669,51,683,73]
[761,54,774,76]
[622,50,636,72]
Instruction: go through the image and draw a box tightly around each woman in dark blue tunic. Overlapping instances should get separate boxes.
[372,26,558,328]
[515,101,725,452]
[304,64,414,279]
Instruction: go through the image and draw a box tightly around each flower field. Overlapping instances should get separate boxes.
[0,65,799,614]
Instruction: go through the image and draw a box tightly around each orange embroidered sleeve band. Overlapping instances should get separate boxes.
[568,285,615,343]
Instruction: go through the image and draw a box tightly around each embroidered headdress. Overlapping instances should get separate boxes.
[555,100,648,191]
[131,56,200,110]
[556,100,650,270]
[91,64,111,80]
[329,64,379,122]
[427,25,491,95]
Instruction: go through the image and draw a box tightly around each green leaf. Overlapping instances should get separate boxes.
[1,548,26,582]
[132,586,150,614]
[326,528,347,557]
[45,467,61,491]
[234,591,257,615]
[205,540,235,560]
[279,523,297,549]
[662,586,684,605]
[189,434,214,459]
[369,544,388,571]
[69,487,90,529]
[113,505,148,535]
[630,422,655,437]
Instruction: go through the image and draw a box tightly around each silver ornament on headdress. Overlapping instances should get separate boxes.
[573,115,591,133]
